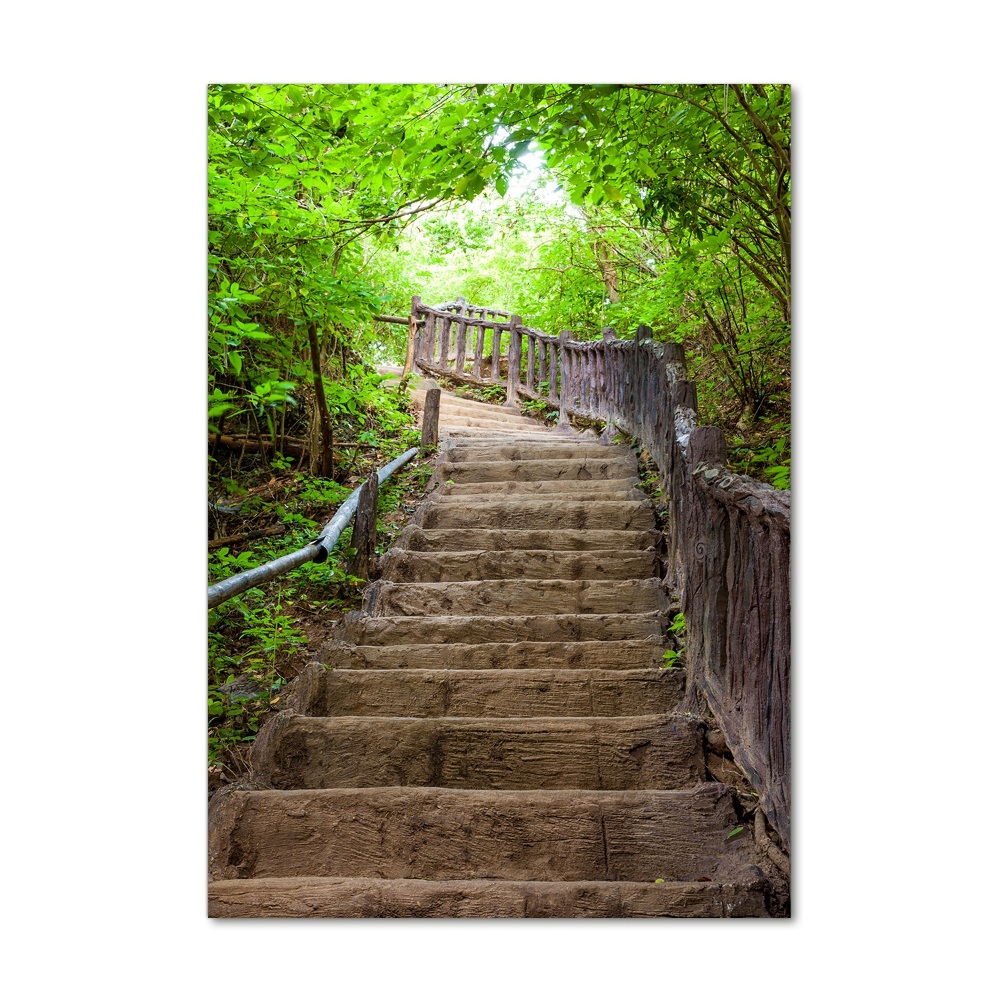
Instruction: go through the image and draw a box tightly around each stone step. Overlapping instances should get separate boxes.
[440,429,579,441]
[251,713,705,791]
[414,394,541,426]
[434,477,640,496]
[415,498,654,532]
[428,487,646,504]
[438,414,550,432]
[339,611,666,646]
[443,443,631,463]
[208,876,769,918]
[431,396,538,414]
[413,389,509,412]
[379,548,657,582]
[394,525,660,552]
[435,457,637,483]
[315,638,670,671]
[363,578,667,618]
[431,401,544,420]
[281,664,684,716]
[208,784,756,883]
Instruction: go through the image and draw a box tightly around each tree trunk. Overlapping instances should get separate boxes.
[307,323,334,478]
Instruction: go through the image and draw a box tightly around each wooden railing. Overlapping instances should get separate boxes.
[408,295,791,850]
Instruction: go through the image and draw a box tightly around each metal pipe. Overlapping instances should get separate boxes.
[207,446,420,610]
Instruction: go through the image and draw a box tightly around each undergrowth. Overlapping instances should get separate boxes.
[207,439,435,782]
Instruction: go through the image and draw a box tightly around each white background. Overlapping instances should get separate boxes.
[3,2,996,996]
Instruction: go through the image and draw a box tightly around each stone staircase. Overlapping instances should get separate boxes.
[208,386,780,917]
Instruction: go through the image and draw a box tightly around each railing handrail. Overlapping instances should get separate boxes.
[207,446,419,610]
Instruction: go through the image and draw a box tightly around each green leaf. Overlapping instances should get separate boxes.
[495,176,508,197]
[391,147,405,170]
[726,826,745,840]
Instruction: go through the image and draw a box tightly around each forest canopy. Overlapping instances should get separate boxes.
[208,83,790,484]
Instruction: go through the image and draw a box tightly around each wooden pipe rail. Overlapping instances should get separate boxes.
[405,292,791,850]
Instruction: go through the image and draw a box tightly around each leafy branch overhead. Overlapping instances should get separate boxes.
[207,81,790,486]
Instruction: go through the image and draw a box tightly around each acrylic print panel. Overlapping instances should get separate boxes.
[207,84,790,917]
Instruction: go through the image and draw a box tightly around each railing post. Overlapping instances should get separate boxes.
[600,327,617,442]
[347,471,379,581]
[548,336,559,405]
[662,340,686,373]
[505,315,522,407]
[421,387,441,449]
[403,295,421,378]
[557,330,571,426]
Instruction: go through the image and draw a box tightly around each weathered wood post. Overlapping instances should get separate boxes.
[454,297,469,375]
[661,340,686,376]
[600,327,617,443]
[421,387,441,450]
[347,471,379,581]
[548,335,559,405]
[402,295,421,378]
[666,379,699,593]
[682,424,728,704]
[557,330,571,427]
[504,315,523,407]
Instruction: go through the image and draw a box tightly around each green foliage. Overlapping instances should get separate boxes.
[660,650,681,670]
[207,588,304,764]
[208,84,534,458]
[727,422,791,491]
[661,612,686,669]
[209,82,791,477]
[520,397,558,424]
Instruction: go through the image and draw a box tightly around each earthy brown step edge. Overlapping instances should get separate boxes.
[414,499,655,532]
[427,488,648,503]
[207,784,759,883]
[436,426,585,436]
[337,611,668,645]
[208,877,769,918]
[438,418,552,433]
[314,638,672,672]
[441,446,632,465]
[434,477,640,495]
[280,664,685,716]
[433,458,637,484]
[250,712,706,791]
[363,577,668,618]
[378,548,658,583]
[394,526,660,552]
